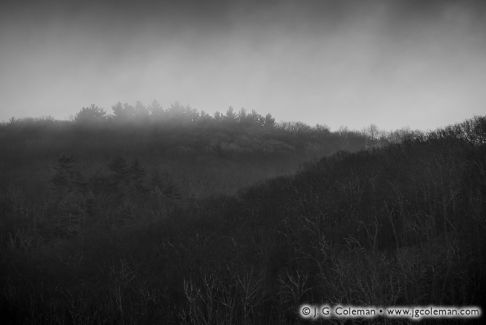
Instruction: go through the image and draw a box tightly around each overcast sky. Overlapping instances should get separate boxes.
[0,0,485,130]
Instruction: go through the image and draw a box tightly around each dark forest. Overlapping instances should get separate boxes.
[0,103,485,323]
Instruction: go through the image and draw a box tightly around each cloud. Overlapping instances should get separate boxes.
[1,0,485,129]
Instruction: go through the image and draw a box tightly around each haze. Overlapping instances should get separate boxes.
[1,0,485,130]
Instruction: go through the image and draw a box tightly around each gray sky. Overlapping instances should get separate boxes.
[1,0,485,130]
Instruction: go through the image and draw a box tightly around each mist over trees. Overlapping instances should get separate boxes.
[1,103,389,198]
[72,102,276,127]
[0,106,484,323]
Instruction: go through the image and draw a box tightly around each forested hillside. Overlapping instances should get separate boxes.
[0,103,379,199]
[1,108,484,324]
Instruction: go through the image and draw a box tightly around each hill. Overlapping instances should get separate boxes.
[0,103,376,200]
[1,109,484,323]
